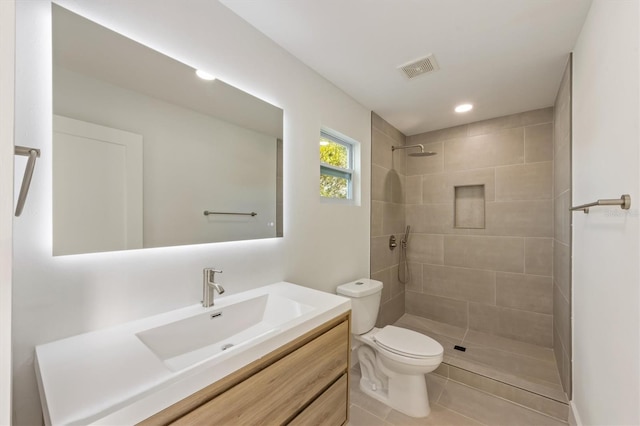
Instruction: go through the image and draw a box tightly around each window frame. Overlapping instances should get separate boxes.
[319,129,355,200]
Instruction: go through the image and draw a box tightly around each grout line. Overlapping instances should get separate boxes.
[436,403,491,426]
[445,377,568,423]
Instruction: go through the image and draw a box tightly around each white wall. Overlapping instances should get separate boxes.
[54,67,278,249]
[0,1,15,423]
[12,0,371,424]
[572,1,640,424]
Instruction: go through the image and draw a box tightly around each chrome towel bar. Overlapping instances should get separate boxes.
[570,194,631,214]
[204,210,257,217]
[14,145,41,217]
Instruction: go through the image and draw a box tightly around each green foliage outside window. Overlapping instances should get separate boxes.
[320,137,350,199]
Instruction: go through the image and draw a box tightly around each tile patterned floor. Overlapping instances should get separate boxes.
[394,314,566,403]
[347,366,567,426]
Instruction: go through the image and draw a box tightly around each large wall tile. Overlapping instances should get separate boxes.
[406,203,453,234]
[562,351,571,399]
[404,175,422,204]
[382,202,405,235]
[388,264,405,299]
[444,128,524,171]
[485,200,553,237]
[553,240,571,300]
[444,236,524,273]
[422,169,495,204]
[525,123,553,163]
[371,268,391,304]
[371,165,391,202]
[387,170,404,204]
[371,235,398,273]
[407,234,444,264]
[495,162,552,201]
[525,238,553,276]
[404,262,423,293]
[377,293,405,328]
[468,303,553,347]
[553,284,571,358]
[405,291,468,328]
[405,141,443,176]
[554,190,571,245]
[423,265,495,304]
[467,108,553,137]
[372,127,393,170]
[554,138,571,197]
[496,272,553,314]
[371,201,383,237]
[372,112,405,144]
[520,107,554,127]
[408,124,468,144]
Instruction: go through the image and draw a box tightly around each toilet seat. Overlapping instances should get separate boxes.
[373,326,443,359]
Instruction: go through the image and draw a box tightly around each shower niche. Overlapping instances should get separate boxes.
[454,184,485,229]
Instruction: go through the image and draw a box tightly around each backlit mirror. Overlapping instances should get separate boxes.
[52,5,283,256]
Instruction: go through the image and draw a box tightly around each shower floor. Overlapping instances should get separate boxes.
[394,314,569,419]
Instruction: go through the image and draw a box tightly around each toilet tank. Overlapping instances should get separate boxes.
[336,279,383,335]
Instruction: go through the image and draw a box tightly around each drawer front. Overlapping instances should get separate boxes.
[290,374,347,426]
[171,320,348,425]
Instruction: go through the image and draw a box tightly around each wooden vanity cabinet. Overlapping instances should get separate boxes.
[139,313,350,426]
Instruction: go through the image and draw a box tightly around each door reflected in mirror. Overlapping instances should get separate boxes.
[52,5,283,256]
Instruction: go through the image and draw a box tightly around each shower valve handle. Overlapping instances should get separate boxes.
[389,235,397,250]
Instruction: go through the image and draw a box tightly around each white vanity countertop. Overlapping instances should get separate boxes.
[35,282,351,425]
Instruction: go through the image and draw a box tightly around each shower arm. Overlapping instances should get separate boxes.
[391,144,425,153]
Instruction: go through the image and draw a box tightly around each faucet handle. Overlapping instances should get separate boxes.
[204,268,223,282]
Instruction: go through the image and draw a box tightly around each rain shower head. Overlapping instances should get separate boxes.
[391,144,437,157]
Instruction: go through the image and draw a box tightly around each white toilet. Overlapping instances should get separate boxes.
[337,278,443,417]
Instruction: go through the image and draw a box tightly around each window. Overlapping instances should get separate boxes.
[320,130,354,200]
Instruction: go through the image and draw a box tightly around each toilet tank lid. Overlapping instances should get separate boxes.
[336,278,383,298]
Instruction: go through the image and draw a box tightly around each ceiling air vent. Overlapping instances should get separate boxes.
[398,54,440,79]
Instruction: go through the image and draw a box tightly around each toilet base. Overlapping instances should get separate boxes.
[358,373,431,418]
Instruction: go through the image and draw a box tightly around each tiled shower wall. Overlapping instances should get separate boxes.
[553,57,572,397]
[371,113,407,327]
[402,108,555,347]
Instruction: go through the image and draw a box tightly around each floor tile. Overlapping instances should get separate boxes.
[386,403,484,426]
[462,329,555,362]
[426,373,447,402]
[393,315,567,402]
[348,404,391,426]
[448,366,569,421]
[456,340,560,384]
[446,356,566,403]
[438,381,566,426]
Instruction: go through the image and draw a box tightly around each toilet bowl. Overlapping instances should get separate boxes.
[336,279,443,417]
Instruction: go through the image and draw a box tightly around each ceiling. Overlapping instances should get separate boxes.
[220,0,592,136]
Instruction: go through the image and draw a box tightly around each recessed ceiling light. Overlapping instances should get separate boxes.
[455,103,473,113]
[195,69,216,81]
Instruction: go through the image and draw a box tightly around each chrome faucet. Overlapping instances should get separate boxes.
[202,268,225,307]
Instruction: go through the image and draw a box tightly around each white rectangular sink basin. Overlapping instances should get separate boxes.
[35,282,350,426]
[136,294,314,371]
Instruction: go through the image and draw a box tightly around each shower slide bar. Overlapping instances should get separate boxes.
[570,194,631,214]
[14,145,41,217]
[204,210,258,217]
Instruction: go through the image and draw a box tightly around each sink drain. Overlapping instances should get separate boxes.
[221,343,234,351]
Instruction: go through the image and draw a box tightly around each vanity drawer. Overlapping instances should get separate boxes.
[290,373,348,426]
[169,319,348,425]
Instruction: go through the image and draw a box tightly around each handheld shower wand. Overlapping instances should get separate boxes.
[398,225,411,284]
